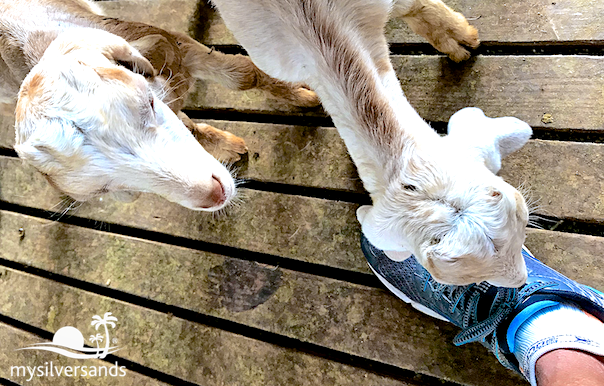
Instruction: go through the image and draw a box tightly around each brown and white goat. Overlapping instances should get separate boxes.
[210,0,531,286]
[0,0,318,211]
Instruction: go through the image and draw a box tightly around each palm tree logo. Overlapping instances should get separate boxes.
[89,333,104,356]
[91,312,118,359]
[17,312,121,359]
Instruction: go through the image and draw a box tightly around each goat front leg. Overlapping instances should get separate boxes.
[178,112,247,163]
[173,32,320,108]
[392,0,479,62]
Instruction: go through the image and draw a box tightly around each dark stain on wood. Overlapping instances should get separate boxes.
[207,259,282,312]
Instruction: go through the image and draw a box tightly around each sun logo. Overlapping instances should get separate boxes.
[18,312,121,359]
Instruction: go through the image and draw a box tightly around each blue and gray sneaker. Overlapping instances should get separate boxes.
[361,234,604,377]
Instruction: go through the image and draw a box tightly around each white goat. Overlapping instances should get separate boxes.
[210,0,532,286]
[1,0,318,211]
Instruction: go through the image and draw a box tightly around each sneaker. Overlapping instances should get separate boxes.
[361,234,604,374]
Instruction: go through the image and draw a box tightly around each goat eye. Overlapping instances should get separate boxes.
[402,184,417,191]
[430,237,441,246]
[117,59,154,78]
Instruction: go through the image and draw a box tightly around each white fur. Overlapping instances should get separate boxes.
[445,107,533,174]
[211,0,531,286]
[3,0,235,211]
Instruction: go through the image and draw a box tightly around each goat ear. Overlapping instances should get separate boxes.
[425,248,487,285]
[129,34,173,74]
[356,205,372,225]
[424,249,455,284]
[49,29,156,77]
[14,117,83,173]
[491,117,532,159]
[103,43,156,78]
[514,191,529,222]
[14,141,61,175]
[446,107,532,173]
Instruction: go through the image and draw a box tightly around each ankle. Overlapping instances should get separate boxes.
[535,349,604,386]
[510,302,604,385]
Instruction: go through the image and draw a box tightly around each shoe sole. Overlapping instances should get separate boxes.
[369,264,450,323]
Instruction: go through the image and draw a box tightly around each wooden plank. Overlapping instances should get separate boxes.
[182,55,604,131]
[525,229,604,288]
[1,209,603,291]
[0,323,169,386]
[96,1,604,131]
[5,56,601,131]
[2,116,603,223]
[0,212,525,386]
[2,212,603,384]
[0,115,14,149]
[98,0,201,39]
[0,156,366,273]
[97,0,604,45]
[385,0,604,44]
[1,155,603,274]
[0,266,419,386]
[200,120,604,223]
[392,55,604,131]
[499,139,604,222]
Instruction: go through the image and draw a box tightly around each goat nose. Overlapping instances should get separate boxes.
[207,175,226,207]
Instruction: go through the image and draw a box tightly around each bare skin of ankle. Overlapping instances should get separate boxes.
[536,349,604,386]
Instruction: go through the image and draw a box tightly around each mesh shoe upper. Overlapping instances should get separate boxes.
[361,234,604,373]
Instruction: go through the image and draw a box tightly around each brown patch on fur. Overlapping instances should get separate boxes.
[21,73,44,98]
[97,19,191,112]
[15,73,47,122]
[95,67,133,84]
[299,1,407,157]
[375,57,393,75]
[14,99,26,123]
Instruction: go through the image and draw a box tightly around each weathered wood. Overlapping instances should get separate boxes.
[182,56,604,131]
[200,120,604,222]
[98,0,201,39]
[392,55,604,131]
[0,323,169,386]
[0,265,421,386]
[98,0,604,45]
[500,139,604,222]
[97,1,604,131]
[1,49,601,133]
[0,156,365,272]
[0,115,14,150]
[0,212,525,386]
[525,229,604,288]
[1,156,603,275]
[3,117,603,223]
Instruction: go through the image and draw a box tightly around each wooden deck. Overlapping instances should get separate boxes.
[1,1,603,385]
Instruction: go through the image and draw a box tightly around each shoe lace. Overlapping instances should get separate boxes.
[419,273,557,346]
[456,281,558,345]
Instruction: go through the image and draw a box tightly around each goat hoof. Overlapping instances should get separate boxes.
[291,85,321,108]
[403,1,480,62]
[212,131,249,163]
